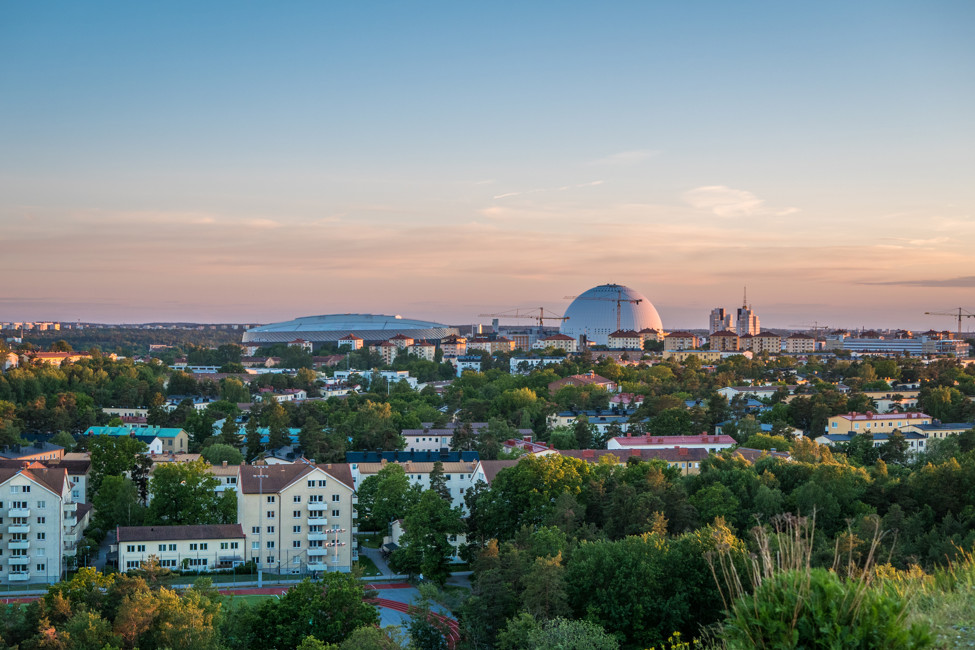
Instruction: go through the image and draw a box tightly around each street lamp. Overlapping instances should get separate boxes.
[255,467,269,588]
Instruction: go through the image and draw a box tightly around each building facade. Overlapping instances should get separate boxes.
[117,524,246,572]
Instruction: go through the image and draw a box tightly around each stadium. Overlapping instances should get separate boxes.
[242,313,459,344]
[560,284,664,346]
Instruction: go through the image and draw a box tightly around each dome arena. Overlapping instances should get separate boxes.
[242,313,459,344]
[560,284,664,346]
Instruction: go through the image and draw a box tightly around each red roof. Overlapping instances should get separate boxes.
[788,333,813,339]
[710,330,738,337]
[542,334,575,341]
[666,331,696,338]
[610,434,736,447]
[609,330,641,338]
[339,333,363,340]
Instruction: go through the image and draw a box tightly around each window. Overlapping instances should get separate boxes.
[158,544,168,552]
[36,532,45,540]
[293,495,301,503]
[293,525,301,533]
[331,510,340,518]
[190,543,199,551]
[138,545,145,552]
[127,545,135,552]
[72,490,80,499]
[267,496,275,503]
[126,561,140,569]
[11,501,27,509]
[266,555,275,564]
[200,543,208,550]
[36,548,45,557]
[36,517,45,524]
[161,559,177,568]
[37,501,45,509]
[293,510,301,518]
[251,526,260,534]
[307,480,315,488]
[292,541,301,548]
[331,494,341,502]
[230,542,238,549]
[169,544,176,551]
[252,541,260,550]
[318,480,327,487]
[266,526,274,534]
[266,511,275,519]
[220,542,228,550]
[309,495,323,503]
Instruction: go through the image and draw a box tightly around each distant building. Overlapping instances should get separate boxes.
[370,341,398,365]
[709,330,740,352]
[533,334,578,353]
[735,290,760,337]
[407,340,437,361]
[785,333,816,354]
[440,335,467,356]
[454,355,483,376]
[548,371,618,394]
[664,332,699,351]
[825,411,931,435]
[709,308,732,335]
[607,330,643,350]
[751,332,782,354]
[606,433,736,453]
[288,339,313,353]
[337,334,363,350]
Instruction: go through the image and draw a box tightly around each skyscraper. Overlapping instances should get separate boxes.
[709,307,732,334]
[736,288,760,336]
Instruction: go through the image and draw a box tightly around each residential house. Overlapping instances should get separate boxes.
[117,524,246,572]
[533,334,578,353]
[547,371,618,394]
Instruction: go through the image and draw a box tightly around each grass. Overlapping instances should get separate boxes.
[358,533,383,549]
[356,556,383,577]
[220,593,280,608]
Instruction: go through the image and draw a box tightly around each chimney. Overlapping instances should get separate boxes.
[222,460,228,467]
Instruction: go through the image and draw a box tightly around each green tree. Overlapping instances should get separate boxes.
[389,490,465,585]
[49,430,76,452]
[89,434,148,495]
[245,416,262,461]
[299,417,325,459]
[428,461,451,501]
[249,574,379,649]
[92,475,145,531]
[497,614,619,650]
[146,459,229,525]
[356,464,422,531]
[521,552,570,620]
[647,408,693,436]
[217,416,241,447]
[201,443,243,465]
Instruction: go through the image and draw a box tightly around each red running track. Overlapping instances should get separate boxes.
[366,597,460,648]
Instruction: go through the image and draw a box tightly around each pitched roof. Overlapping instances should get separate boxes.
[666,331,696,338]
[710,330,739,337]
[541,334,575,341]
[238,462,354,493]
[558,448,710,463]
[610,434,736,447]
[117,524,245,542]
[0,466,68,496]
[477,459,519,484]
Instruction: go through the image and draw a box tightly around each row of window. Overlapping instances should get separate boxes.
[0,548,49,556]
[126,541,241,553]
[0,563,45,572]
[265,494,342,503]
[2,501,47,509]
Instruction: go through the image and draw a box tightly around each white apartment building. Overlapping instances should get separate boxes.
[0,466,81,585]
[350,459,481,513]
[238,463,356,574]
[117,524,246,572]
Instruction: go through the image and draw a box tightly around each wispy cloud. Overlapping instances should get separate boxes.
[682,185,797,218]
[493,180,603,200]
[861,276,975,288]
[590,150,659,166]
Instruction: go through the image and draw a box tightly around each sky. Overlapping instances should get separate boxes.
[1,1,973,331]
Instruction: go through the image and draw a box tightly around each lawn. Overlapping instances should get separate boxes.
[356,556,383,577]
[358,533,383,549]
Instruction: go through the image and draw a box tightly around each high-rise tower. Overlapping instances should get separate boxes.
[709,307,732,334]
[736,287,760,336]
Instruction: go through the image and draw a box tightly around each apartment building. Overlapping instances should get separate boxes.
[664,332,699,351]
[117,524,246,571]
[0,465,81,585]
[238,463,356,574]
[826,411,932,435]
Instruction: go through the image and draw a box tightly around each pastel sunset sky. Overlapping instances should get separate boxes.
[2,2,973,330]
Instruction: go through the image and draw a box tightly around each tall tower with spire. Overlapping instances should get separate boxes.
[736,287,760,336]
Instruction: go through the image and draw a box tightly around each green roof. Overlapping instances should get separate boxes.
[85,426,186,439]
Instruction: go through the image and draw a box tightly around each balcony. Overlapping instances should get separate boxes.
[306,561,326,571]
[8,572,30,582]
[8,524,30,534]
[308,532,330,541]
[9,508,30,518]
[8,540,30,550]
[307,548,330,557]
[8,556,30,566]
[63,502,78,513]
[307,502,327,512]
[306,517,328,527]
[64,532,79,545]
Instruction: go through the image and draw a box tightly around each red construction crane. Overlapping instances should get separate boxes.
[563,289,642,331]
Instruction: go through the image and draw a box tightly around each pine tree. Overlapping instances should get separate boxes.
[245,416,262,462]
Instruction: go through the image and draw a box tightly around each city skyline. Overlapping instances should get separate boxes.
[2,2,973,329]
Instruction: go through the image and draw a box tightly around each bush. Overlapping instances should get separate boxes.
[721,567,932,649]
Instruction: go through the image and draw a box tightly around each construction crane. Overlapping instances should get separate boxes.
[477,307,568,327]
[789,322,830,337]
[924,307,975,336]
[563,288,642,331]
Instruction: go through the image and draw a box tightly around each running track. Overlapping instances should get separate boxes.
[1,582,459,648]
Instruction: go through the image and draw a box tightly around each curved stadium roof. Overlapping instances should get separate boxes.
[242,313,458,344]
[560,284,664,346]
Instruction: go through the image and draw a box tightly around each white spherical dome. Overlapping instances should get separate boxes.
[560,284,664,345]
